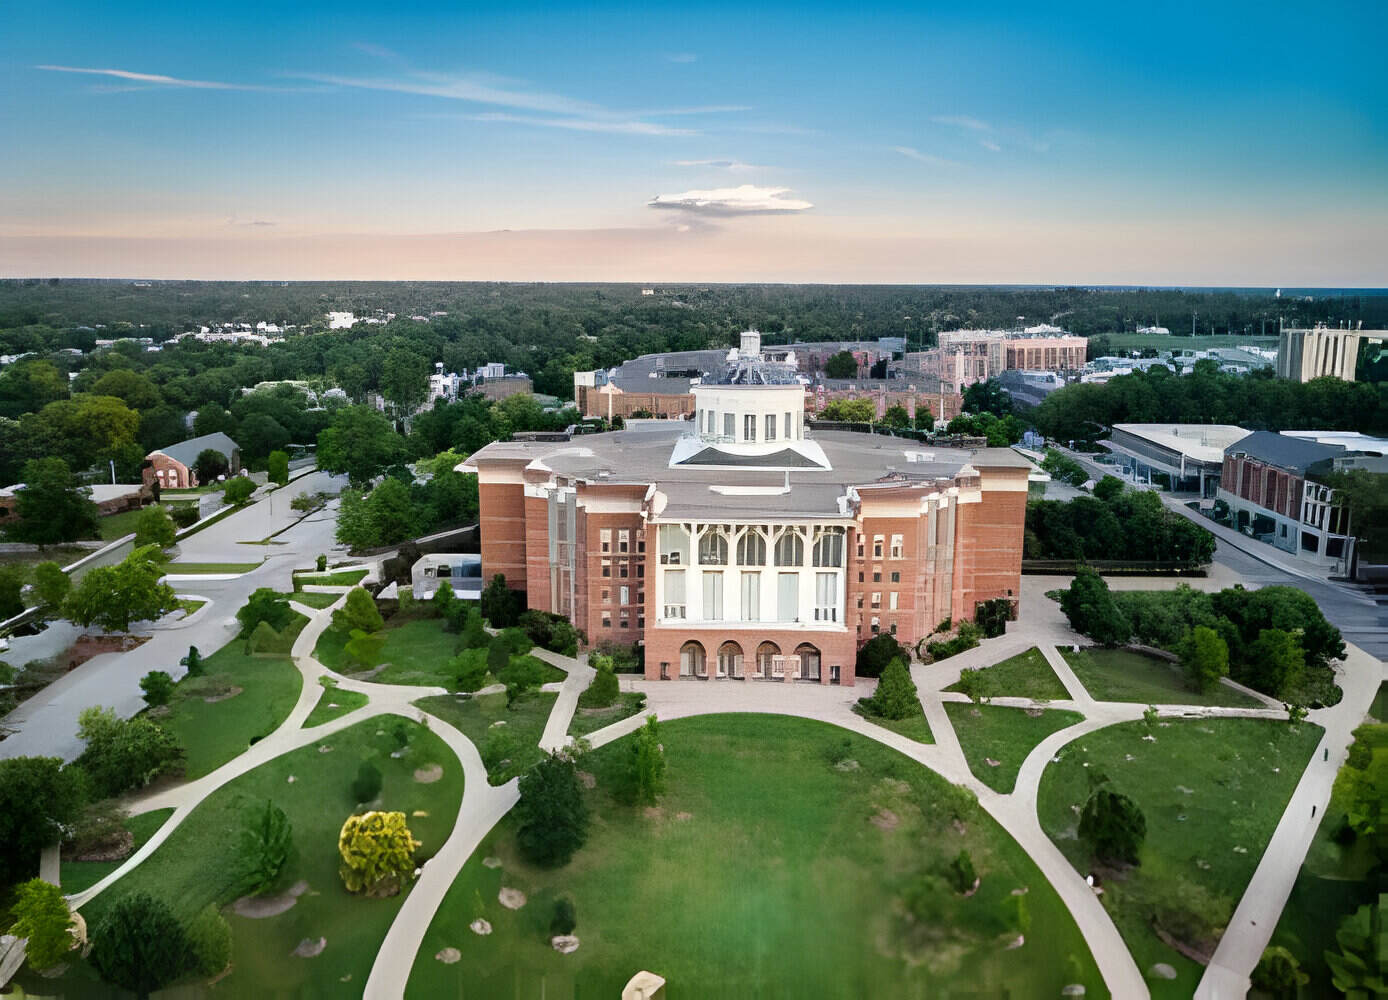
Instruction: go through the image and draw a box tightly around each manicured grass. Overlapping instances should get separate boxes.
[51,717,463,1000]
[173,597,205,616]
[853,705,935,744]
[1061,647,1264,708]
[946,646,1069,701]
[408,714,1104,999]
[569,691,648,738]
[305,684,370,727]
[416,691,558,784]
[295,568,369,588]
[1370,680,1388,723]
[287,590,343,610]
[945,704,1084,794]
[160,634,304,779]
[165,561,263,574]
[315,618,460,686]
[59,809,175,895]
[1037,717,1322,998]
[96,506,144,541]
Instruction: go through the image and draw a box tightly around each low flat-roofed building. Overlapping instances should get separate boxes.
[411,552,483,601]
[1104,423,1250,497]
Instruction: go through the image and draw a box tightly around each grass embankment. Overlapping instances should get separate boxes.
[160,623,306,778]
[568,692,648,738]
[295,569,369,588]
[165,561,263,575]
[946,704,1085,794]
[304,684,370,727]
[59,809,176,895]
[408,714,1105,999]
[945,646,1069,701]
[287,590,343,610]
[1061,648,1264,708]
[50,717,462,999]
[1037,717,1321,998]
[417,691,558,784]
[854,706,935,744]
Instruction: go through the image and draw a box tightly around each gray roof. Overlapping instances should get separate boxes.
[153,431,240,468]
[1225,430,1343,474]
[469,426,1029,521]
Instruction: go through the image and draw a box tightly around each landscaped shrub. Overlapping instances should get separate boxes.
[62,800,130,859]
[169,505,199,529]
[855,632,904,679]
[76,706,184,798]
[267,450,289,486]
[624,716,666,806]
[578,653,619,709]
[497,627,535,656]
[344,628,387,667]
[499,655,550,704]
[857,658,920,720]
[8,878,75,970]
[332,586,384,634]
[237,588,294,637]
[974,598,1013,639]
[133,505,176,550]
[1059,568,1130,646]
[451,648,490,692]
[481,729,518,780]
[1026,482,1214,565]
[549,897,577,937]
[185,904,233,977]
[139,669,175,707]
[516,752,589,867]
[338,811,421,896]
[223,477,256,505]
[316,553,328,572]
[954,667,990,704]
[235,799,293,896]
[481,573,520,628]
[180,645,203,676]
[32,560,70,611]
[926,621,985,662]
[1179,625,1229,693]
[594,640,642,673]
[946,850,977,894]
[1251,946,1309,997]
[1078,784,1146,866]
[0,756,89,887]
[458,604,487,647]
[90,892,190,998]
[247,620,291,656]
[352,761,383,803]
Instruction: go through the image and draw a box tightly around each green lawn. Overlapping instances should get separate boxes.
[96,506,144,541]
[160,633,305,779]
[315,618,461,686]
[1369,681,1388,723]
[408,714,1104,999]
[44,717,463,1000]
[305,684,370,727]
[165,561,263,574]
[1061,648,1264,708]
[59,809,175,895]
[288,590,343,610]
[946,646,1069,701]
[568,691,648,738]
[946,704,1085,794]
[853,705,935,744]
[1037,717,1322,998]
[295,569,369,588]
[416,691,559,784]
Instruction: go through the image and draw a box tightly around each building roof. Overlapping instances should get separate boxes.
[464,425,1029,521]
[151,432,240,468]
[1279,431,1388,456]
[1224,430,1344,474]
[1111,424,1250,465]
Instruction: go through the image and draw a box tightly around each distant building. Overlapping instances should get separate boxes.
[412,552,483,601]
[1136,324,1171,336]
[907,329,1086,393]
[143,432,241,489]
[0,482,148,525]
[1104,424,1250,497]
[1276,326,1371,382]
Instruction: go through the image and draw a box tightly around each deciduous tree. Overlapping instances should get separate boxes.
[516,752,589,867]
[236,588,293,636]
[64,544,178,632]
[0,756,88,887]
[333,586,383,634]
[133,504,176,549]
[1180,625,1229,694]
[8,878,76,971]
[6,457,99,545]
[32,560,71,610]
[1078,785,1146,866]
[90,892,189,999]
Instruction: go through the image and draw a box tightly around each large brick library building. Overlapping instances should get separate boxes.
[463,363,1029,686]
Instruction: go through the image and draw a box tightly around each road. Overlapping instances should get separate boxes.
[0,470,349,762]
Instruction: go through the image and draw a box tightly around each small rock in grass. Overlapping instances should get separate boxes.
[675,811,693,821]
[1125,754,1135,762]
[1142,734,1156,742]
[1177,815,1186,822]
[327,702,339,709]
[984,758,1001,768]
[1005,934,1024,950]
[1196,859,1211,870]
[1177,785,1195,795]
[435,947,461,964]
[376,730,386,737]
[1010,887,1029,896]
[482,856,502,869]
[1233,845,1248,854]
[390,749,407,759]
[498,887,526,910]
[412,809,429,818]
[1061,986,1086,997]
[470,919,492,936]
[292,937,327,958]
[551,934,580,954]
[287,775,296,784]
[318,745,333,754]
[834,759,860,771]
[1149,963,1177,980]
[489,720,507,728]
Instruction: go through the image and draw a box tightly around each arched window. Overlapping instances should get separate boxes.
[794,643,821,682]
[737,530,766,566]
[698,527,729,565]
[755,641,780,678]
[680,640,706,678]
[717,640,744,679]
[774,530,803,567]
[813,529,844,567]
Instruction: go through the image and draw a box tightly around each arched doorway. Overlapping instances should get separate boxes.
[680,640,706,679]
[717,640,744,679]
[755,641,780,679]
[794,643,821,682]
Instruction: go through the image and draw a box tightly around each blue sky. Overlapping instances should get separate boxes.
[2,1,1385,282]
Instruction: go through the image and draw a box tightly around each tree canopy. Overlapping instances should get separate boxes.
[64,544,178,632]
[5,457,99,545]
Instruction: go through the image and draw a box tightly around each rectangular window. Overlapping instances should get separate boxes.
[765,413,777,441]
[785,411,793,439]
[889,591,899,610]
[777,572,799,622]
[702,572,724,620]
[637,590,645,605]
[891,571,900,583]
[871,616,880,635]
[741,571,760,620]
[871,592,881,609]
[637,563,645,578]
[618,529,629,553]
[814,572,837,622]
[658,524,689,565]
[744,414,756,442]
[637,531,646,553]
[663,570,686,619]
[600,528,611,553]
[601,560,611,578]
[873,535,884,558]
[601,613,611,628]
[602,588,611,604]
[873,570,881,583]
[619,585,630,605]
[890,534,903,559]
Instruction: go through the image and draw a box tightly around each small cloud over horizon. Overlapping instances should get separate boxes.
[893,146,955,166]
[648,184,813,215]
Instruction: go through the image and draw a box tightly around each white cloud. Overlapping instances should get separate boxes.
[36,64,273,91]
[468,112,696,136]
[893,146,955,167]
[648,184,812,215]
[295,71,601,116]
[931,114,992,132]
[665,53,698,63]
[671,159,768,172]
[980,139,1001,152]
[352,42,401,61]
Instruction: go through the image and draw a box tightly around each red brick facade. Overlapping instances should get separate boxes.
[1220,455,1302,519]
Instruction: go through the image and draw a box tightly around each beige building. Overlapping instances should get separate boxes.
[1276,326,1371,382]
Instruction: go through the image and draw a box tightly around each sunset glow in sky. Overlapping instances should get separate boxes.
[2,1,1385,284]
